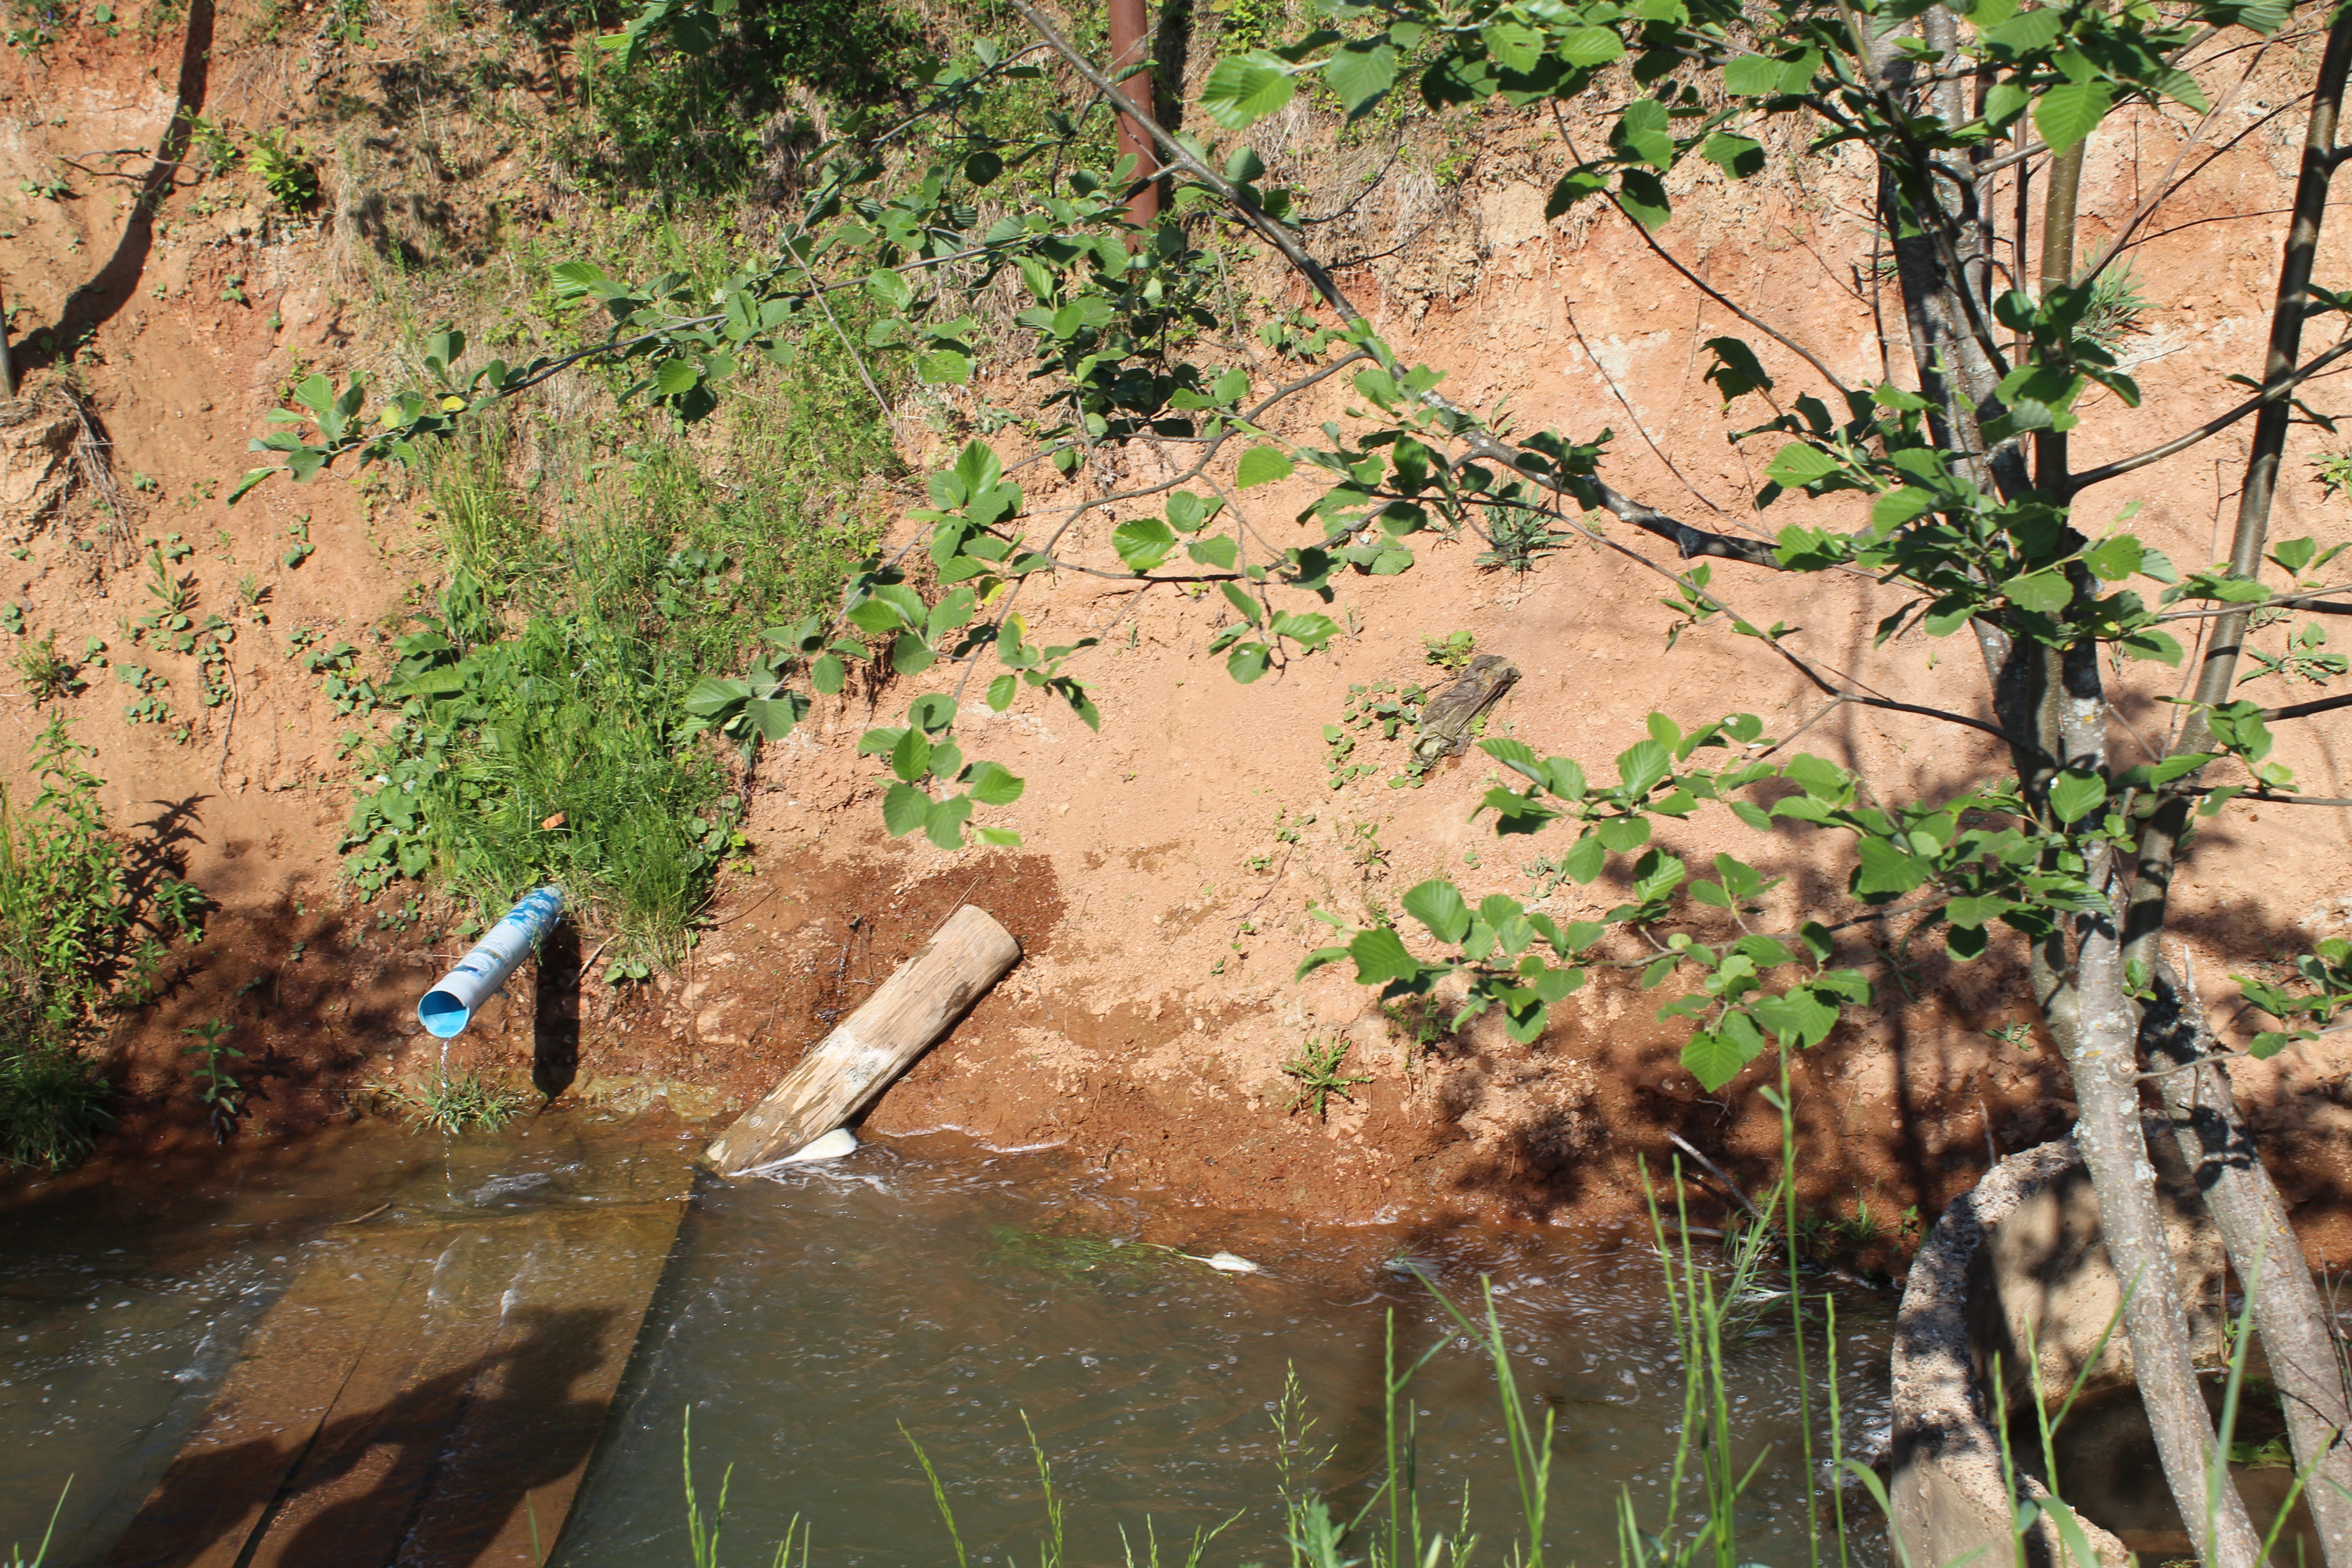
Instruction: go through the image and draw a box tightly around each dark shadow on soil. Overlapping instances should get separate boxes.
[533,918,581,1102]
[15,0,215,377]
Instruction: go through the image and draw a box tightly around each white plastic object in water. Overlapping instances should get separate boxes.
[776,1127,860,1165]
[417,886,564,1039]
[1189,1251,1261,1274]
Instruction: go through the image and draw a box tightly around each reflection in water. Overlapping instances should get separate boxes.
[0,1122,1891,1567]
[556,1139,1894,1567]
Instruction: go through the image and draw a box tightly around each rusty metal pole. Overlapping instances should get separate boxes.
[1106,0,1159,228]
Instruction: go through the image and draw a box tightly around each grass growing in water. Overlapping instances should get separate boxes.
[376,1068,527,1135]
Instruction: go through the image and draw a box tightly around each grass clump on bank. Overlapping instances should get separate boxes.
[0,720,126,1169]
[336,325,888,963]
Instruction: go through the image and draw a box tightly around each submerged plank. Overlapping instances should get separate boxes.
[107,1201,683,1568]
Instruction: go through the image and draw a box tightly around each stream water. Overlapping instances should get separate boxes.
[0,1115,1894,1566]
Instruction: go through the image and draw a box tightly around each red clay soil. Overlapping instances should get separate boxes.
[11,0,2352,1280]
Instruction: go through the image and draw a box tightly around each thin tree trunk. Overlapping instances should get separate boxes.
[2020,635,2266,1568]
[2116,14,2352,1559]
[2146,965,2352,1566]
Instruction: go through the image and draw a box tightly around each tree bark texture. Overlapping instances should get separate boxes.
[2147,970,2352,1561]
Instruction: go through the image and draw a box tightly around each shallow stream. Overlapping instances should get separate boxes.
[0,1116,1893,1565]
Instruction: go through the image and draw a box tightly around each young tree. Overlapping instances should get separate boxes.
[239,0,2352,1553]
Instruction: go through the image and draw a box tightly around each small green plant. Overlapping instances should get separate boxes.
[0,603,23,635]
[1475,505,1573,573]
[151,877,209,940]
[1984,1019,2034,1050]
[116,663,172,727]
[381,1068,525,1134]
[282,517,314,568]
[2241,620,2347,686]
[1422,629,1475,672]
[1281,1034,1371,1119]
[246,129,318,211]
[181,1017,245,1141]
[179,110,240,175]
[2076,254,2154,351]
[14,631,78,704]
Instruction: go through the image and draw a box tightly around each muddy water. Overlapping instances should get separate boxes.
[0,1113,693,1565]
[554,1137,1894,1566]
[0,1121,1893,1566]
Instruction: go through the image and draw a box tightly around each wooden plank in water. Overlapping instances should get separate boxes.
[101,1224,445,1568]
[105,1201,684,1568]
[705,902,1020,1174]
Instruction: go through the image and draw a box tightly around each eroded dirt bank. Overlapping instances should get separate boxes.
[7,0,2352,1269]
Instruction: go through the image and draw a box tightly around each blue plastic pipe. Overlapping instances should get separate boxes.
[418,886,564,1039]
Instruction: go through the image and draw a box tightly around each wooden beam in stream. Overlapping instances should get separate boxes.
[105,1202,682,1568]
[704,903,1021,1175]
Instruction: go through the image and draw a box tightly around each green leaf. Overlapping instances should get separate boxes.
[887,728,937,786]
[2000,569,2073,614]
[1700,132,1764,178]
[1227,642,1272,683]
[744,694,804,740]
[1236,445,1295,488]
[2082,534,2144,581]
[1562,832,1605,883]
[1556,25,1624,66]
[1348,926,1422,985]
[882,782,931,837]
[1682,1030,1749,1092]
[1202,52,1297,129]
[2048,767,2108,824]
[1852,838,1928,899]
[1271,611,1339,649]
[1765,441,1839,487]
[1112,519,1178,573]
[1220,581,1263,625]
[966,761,1026,805]
[925,795,974,850]
[1188,535,1240,568]
[1324,40,1397,116]
[1616,99,1673,168]
[916,349,972,385]
[892,631,936,677]
[2034,81,2113,156]
[653,358,701,397]
[811,653,846,695]
[1617,738,1671,796]
[1402,879,1471,943]
[1593,814,1651,852]
[682,675,750,719]
[985,673,1016,712]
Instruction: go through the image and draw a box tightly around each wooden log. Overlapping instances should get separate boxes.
[704,904,1020,1175]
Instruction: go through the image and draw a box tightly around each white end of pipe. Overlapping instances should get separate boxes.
[418,886,564,1038]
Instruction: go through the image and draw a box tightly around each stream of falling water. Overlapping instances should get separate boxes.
[0,1116,1892,1566]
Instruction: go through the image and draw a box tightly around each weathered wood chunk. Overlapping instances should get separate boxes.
[703,903,1021,1175]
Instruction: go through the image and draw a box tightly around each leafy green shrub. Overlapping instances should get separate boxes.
[0,718,126,1168]
[340,571,737,964]
[246,129,317,212]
